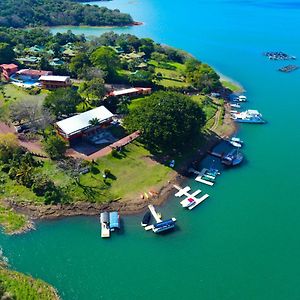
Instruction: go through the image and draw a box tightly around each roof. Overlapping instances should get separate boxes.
[0,64,18,70]
[110,87,151,97]
[109,212,120,229]
[39,75,70,82]
[17,69,52,76]
[56,106,114,136]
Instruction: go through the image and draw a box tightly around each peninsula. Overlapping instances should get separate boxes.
[0,0,134,28]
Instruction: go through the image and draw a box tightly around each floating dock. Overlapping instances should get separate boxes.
[174,185,209,210]
[189,168,215,186]
[188,194,209,210]
[100,212,110,238]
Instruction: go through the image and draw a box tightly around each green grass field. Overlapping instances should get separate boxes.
[221,80,243,92]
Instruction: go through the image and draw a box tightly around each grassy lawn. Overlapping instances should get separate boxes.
[148,60,189,88]
[221,80,243,93]
[0,203,28,234]
[0,268,59,300]
[0,84,48,121]
[0,142,174,206]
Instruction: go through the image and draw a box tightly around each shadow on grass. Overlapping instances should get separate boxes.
[139,130,223,177]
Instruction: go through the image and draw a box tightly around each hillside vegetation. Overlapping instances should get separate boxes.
[0,0,133,28]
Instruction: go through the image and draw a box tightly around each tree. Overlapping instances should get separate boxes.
[90,46,120,80]
[32,175,56,196]
[0,42,14,64]
[43,135,67,160]
[78,78,106,107]
[69,53,91,78]
[124,91,206,152]
[186,63,221,93]
[89,117,100,127]
[10,99,54,131]
[0,133,20,163]
[44,87,82,118]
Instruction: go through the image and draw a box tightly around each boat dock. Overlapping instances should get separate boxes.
[100,212,110,238]
[188,194,209,210]
[207,151,223,158]
[174,185,209,210]
[189,168,215,186]
[148,204,162,223]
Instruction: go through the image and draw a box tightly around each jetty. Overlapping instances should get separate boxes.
[173,185,209,210]
[100,212,110,238]
[189,168,215,186]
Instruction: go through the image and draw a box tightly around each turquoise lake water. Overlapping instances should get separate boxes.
[1,1,300,299]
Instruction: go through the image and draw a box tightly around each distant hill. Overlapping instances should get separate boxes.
[0,0,133,28]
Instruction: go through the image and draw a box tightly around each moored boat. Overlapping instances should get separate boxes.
[232,110,265,124]
[221,149,244,166]
[141,211,152,227]
[152,218,176,233]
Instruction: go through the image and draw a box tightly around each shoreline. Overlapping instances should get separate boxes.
[2,93,238,233]
[46,21,143,31]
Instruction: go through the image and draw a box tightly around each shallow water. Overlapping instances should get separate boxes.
[1,1,300,299]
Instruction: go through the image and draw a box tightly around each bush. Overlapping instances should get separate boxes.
[32,176,56,196]
[43,135,67,160]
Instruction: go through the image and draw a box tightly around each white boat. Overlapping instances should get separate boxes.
[180,197,196,208]
[231,110,265,124]
[238,95,247,102]
[233,95,247,102]
[229,137,243,148]
[230,141,242,148]
[230,103,241,108]
[231,137,244,144]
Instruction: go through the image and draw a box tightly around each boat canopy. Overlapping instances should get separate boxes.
[100,212,109,223]
[153,219,176,229]
[109,212,120,229]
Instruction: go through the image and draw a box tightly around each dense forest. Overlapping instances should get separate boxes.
[0,0,133,28]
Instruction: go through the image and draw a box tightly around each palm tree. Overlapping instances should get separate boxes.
[89,117,100,127]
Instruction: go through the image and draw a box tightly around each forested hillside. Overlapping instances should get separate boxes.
[0,0,133,28]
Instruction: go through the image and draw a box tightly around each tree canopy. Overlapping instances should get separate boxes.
[0,0,133,28]
[124,91,206,152]
[90,46,120,80]
[0,43,14,64]
[44,87,82,118]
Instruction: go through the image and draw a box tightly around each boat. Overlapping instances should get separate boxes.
[231,137,244,144]
[230,103,241,108]
[238,95,247,102]
[152,218,176,233]
[100,212,110,238]
[180,197,196,208]
[229,140,242,148]
[109,212,120,231]
[221,149,244,166]
[141,211,152,227]
[231,110,265,124]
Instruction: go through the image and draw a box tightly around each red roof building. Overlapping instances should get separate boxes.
[0,64,18,81]
[16,69,52,78]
